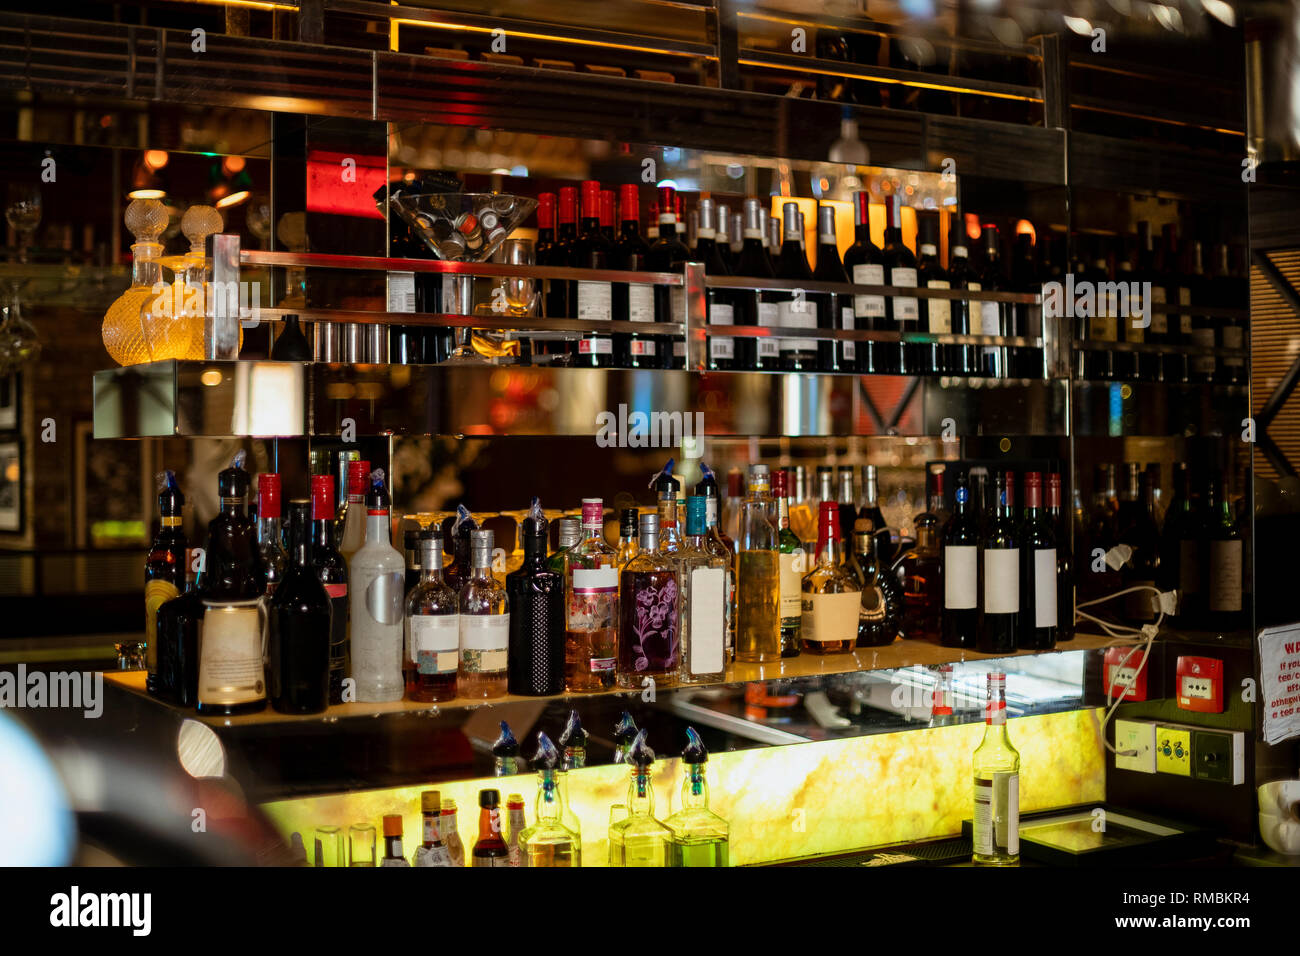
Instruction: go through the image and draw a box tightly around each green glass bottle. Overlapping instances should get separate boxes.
[666,728,730,867]
[773,469,804,658]
[608,730,671,867]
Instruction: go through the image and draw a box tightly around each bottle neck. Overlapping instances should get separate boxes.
[477,807,502,843]
[257,515,282,544]
[421,810,442,848]
[420,563,445,587]
[681,765,710,810]
[312,516,337,549]
[536,770,563,822]
[627,769,656,817]
[365,510,390,546]
[985,681,1008,727]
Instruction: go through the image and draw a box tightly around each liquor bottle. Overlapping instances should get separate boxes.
[1187,240,1217,383]
[734,198,776,372]
[309,475,349,705]
[1009,229,1037,378]
[617,513,680,688]
[735,465,781,662]
[270,313,312,360]
[1046,473,1075,641]
[440,799,466,867]
[1204,471,1243,630]
[843,191,885,375]
[616,507,640,567]
[917,211,950,376]
[723,466,746,547]
[347,471,404,703]
[980,471,1020,654]
[653,460,684,556]
[548,516,582,578]
[493,721,520,776]
[1133,222,1166,382]
[470,790,510,867]
[899,468,944,642]
[1017,472,1058,650]
[1116,236,1148,380]
[608,730,671,867]
[677,495,728,683]
[1080,236,1116,380]
[811,204,851,373]
[613,711,638,764]
[941,472,979,648]
[145,470,186,700]
[1162,462,1195,622]
[443,504,478,595]
[1085,464,1122,601]
[566,498,619,691]
[929,663,957,727]
[1162,224,1193,384]
[336,458,370,564]
[412,790,454,866]
[154,547,202,707]
[947,239,979,376]
[858,464,887,537]
[1117,463,1159,624]
[457,529,510,699]
[977,225,1006,378]
[972,671,1020,865]
[196,452,267,717]
[545,186,577,323]
[646,185,690,369]
[506,503,565,696]
[380,815,411,867]
[570,180,614,366]
[697,198,735,371]
[784,464,815,547]
[600,189,617,241]
[695,465,736,657]
[269,500,332,714]
[836,465,858,545]
[686,205,699,257]
[405,531,459,702]
[1214,242,1246,385]
[645,201,659,242]
[848,517,904,646]
[772,470,804,658]
[770,202,818,372]
[801,501,861,654]
[612,184,657,369]
[519,733,579,867]
[666,728,730,867]
[881,193,919,374]
[254,473,287,596]
[556,710,585,860]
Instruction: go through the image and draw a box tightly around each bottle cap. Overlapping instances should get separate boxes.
[600,189,616,230]
[639,511,659,549]
[657,185,677,223]
[533,731,561,771]
[421,790,441,813]
[478,789,500,809]
[557,516,581,549]
[698,197,717,234]
[853,190,872,227]
[557,186,577,225]
[581,498,603,530]
[558,710,586,752]
[419,533,443,569]
[614,711,638,745]
[492,720,518,757]
[507,794,525,810]
[536,192,555,230]
[619,183,640,223]
[854,516,874,534]
[682,726,709,765]
[628,729,655,769]
[442,798,457,813]
[310,474,334,521]
[217,451,250,498]
[782,202,800,241]
[716,204,731,243]
[818,204,837,242]
[157,470,184,516]
[470,528,494,566]
[685,495,707,536]
[742,198,765,237]
[650,457,680,495]
[818,500,840,541]
[346,459,370,497]
[257,473,282,519]
[581,180,601,220]
[727,467,744,498]
[382,815,403,837]
[364,470,389,511]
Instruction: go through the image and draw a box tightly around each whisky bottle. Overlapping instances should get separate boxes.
[666,728,730,867]
[519,732,580,867]
[565,499,619,691]
[145,470,186,700]
[405,532,459,702]
[608,730,672,867]
[613,711,638,764]
[801,501,861,654]
[412,790,454,866]
[470,789,510,867]
[493,721,521,776]
[459,530,510,699]
[617,513,680,688]
[380,815,411,867]
[972,671,1020,865]
[772,469,804,658]
[677,496,728,684]
[736,465,781,663]
[349,471,406,703]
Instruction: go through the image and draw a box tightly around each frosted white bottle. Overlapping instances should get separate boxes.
[348,473,406,702]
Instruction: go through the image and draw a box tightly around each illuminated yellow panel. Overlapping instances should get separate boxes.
[261,708,1104,866]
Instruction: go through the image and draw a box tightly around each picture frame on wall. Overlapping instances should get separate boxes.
[72,421,154,548]
[0,373,17,431]
[0,438,21,533]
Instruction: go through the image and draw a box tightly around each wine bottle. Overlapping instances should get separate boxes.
[154,547,202,707]
[697,198,735,371]
[1046,473,1075,641]
[406,531,459,702]
[1162,224,1192,384]
[715,203,734,273]
[734,198,776,372]
[881,194,919,374]
[612,183,656,369]
[811,204,852,373]
[1215,242,1246,385]
[917,211,950,376]
[600,188,617,241]
[1188,240,1217,383]
[309,475,350,705]
[977,225,1006,379]
[899,467,944,642]
[947,239,979,377]
[459,529,510,699]
[546,187,578,327]
[646,185,690,369]
[570,180,614,366]
[506,505,566,696]
[941,472,979,648]
[769,202,817,371]
[145,470,186,700]
[1017,472,1057,650]
[842,190,885,374]
[980,471,1020,654]
[1135,221,1166,381]
[1204,470,1243,630]
[269,499,332,714]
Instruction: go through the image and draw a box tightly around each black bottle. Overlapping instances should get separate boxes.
[946,239,979,376]
[841,191,885,374]
[977,225,1007,379]
[646,184,690,369]
[916,212,950,376]
[734,198,776,371]
[770,201,817,372]
[146,470,187,700]
[1018,472,1058,650]
[697,198,735,371]
[811,204,851,373]
[506,509,566,695]
[269,500,332,714]
[271,314,313,361]
[154,548,203,708]
[940,473,979,648]
[611,183,656,369]
[881,194,919,374]
[310,475,350,706]
[570,180,615,367]
[848,521,904,647]
[979,471,1019,655]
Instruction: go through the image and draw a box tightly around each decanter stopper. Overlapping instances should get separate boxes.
[125,198,168,244]
[181,205,223,255]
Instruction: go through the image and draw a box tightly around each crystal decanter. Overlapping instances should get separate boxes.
[101,199,178,365]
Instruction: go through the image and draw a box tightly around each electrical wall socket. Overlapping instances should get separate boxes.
[1155,725,1193,776]
[1191,729,1246,785]
[1114,719,1157,773]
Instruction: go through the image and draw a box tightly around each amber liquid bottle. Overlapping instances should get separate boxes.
[565,499,619,691]
[801,502,860,654]
[406,533,459,702]
[471,790,510,867]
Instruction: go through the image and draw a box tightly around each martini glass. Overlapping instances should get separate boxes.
[386,192,537,365]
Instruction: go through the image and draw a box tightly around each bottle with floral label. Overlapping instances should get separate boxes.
[617,513,680,688]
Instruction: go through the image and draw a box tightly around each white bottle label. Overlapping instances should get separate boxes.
[757,302,781,358]
[688,566,726,675]
[388,271,416,313]
[852,263,886,318]
[778,552,803,622]
[801,591,861,646]
[460,614,509,659]
[983,548,1020,614]
[974,779,994,855]
[944,545,977,609]
[670,286,687,323]
[410,614,459,674]
[629,339,657,357]
[979,301,1000,336]
[709,303,735,359]
[572,566,618,592]
[778,297,817,353]
[577,281,612,320]
[709,303,734,326]
[197,602,265,708]
[840,307,856,361]
[926,279,951,334]
[974,773,1019,856]
[1033,548,1057,628]
[1208,539,1241,612]
[578,337,613,355]
[890,266,919,324]
[628,285,656,322]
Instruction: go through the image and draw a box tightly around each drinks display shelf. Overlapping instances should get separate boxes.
[91,360,1068,439]
[103,631,1125,730]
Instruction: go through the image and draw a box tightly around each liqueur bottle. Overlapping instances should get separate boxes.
[380,815,410,867]
[972,671,1020,866]
[255,473,287,596]
[556,709,586,860]
[735,466,781,663]
[519,733,580,867]
[843,190,886,375]
[458,529,510,699]
[676,495,728,684]
[617,512,680,688]
[337,459,369,563]
[493,721,520,776]
[349,471,405,703]
[570,180,614,366]
[695,465,736,655]
[1017,472,1058,650]
[941,472,980,649]
[405,531,459,702]
[309,475,350,705]
[980,471,1020,655]
[565,499,619,691]
[666,728,730,867]
[848,518,904,647]
[145,470,186,700]
[1046,473,1075,641]
[470,790,510,867]
[412,791,454,867]
[801,502,861,654]
[608,730,672,867]
[616,507,640,567]
[772,469,804,658]
[899,468,944,641]
[440,799,466,867]
[506,500,566,696]
[153,548,202,707]
[613,711,638,764]
[268,500,332,714]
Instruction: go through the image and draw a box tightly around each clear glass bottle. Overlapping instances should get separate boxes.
[412,790,454,866]
[616,507,640,568]
[349,470,405,703]
[548,516,582,577]
[565,499,619,692]
[929,664,956,728]
[101,198,171,366]
[972,671,1020,866]
[677,496,728,685]
[458,529,510,699]
[519,732,580,867]
[405,532,459,702]
[801,501,861,654]
[337,459,370,564]
[617,513,680,688]
[492,720,520,776]
[736,466,780,663]
[556,709,585,862]
[772,468,804,658]
[255,473,287,596]
[440,799,465,866]
[666,728,730,867]
[613,711,638,764]
[380,815,411,867]
[608,730,671,867]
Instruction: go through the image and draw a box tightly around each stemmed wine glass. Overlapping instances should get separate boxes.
[1,184,44,373]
